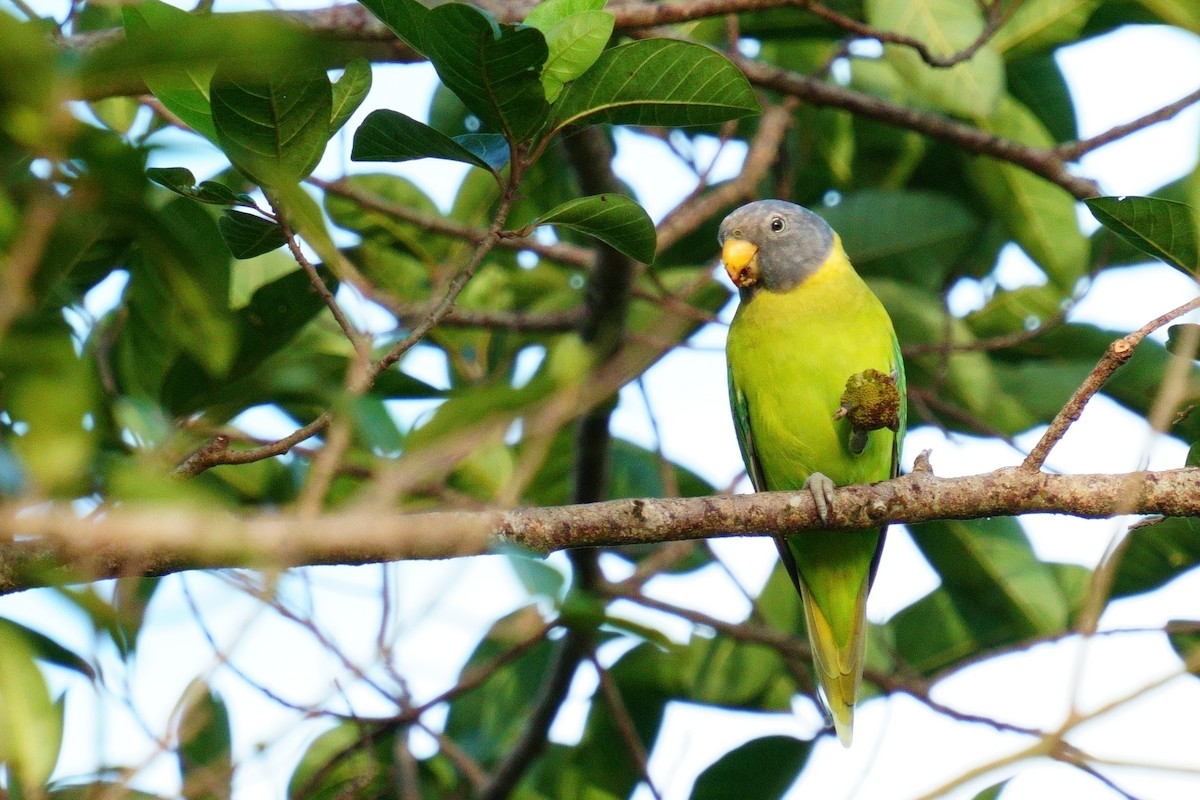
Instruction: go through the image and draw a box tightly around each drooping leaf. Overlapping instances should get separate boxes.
[351,109,501,171]
[210,58,332,186]
[690,736,812,800]
[1085,195,1200,276]
[968,96,1088,290]
[218,210,288,259]
[551,39,760,132]
[330,58,372,133]
[531,194,656,263]
[0,617,93,680]
[422,4,550,143]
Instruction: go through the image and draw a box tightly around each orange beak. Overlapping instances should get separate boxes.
[722,239,760,287]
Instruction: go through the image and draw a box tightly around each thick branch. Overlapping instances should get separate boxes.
[2,466,1198,593]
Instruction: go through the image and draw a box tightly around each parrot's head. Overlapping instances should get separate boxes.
[718,199,834,296]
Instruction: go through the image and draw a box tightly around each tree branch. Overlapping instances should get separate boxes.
[2,465,1199,593]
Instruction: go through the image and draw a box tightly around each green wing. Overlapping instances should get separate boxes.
[727,368,767,492]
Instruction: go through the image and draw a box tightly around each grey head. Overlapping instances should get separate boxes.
[718,199,834,298]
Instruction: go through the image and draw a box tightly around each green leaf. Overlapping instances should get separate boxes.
[288,721,396,799]
[690,736,812,800]
[1111,517,1200,599]
[991,0,1100,58]
[818,189,980,291]
[444,606,558,766]
[210,58,332,186]
[552,40,759,132]
[121,0,217,141]
[351,109,501,171]
[0,622,62,795]
[968,96,1087,289]
[524,0,607,30]
[507,552,566,600]
[454,134,511,171]
[1169,623,1200,676]
[330,58,372,133]
[355,0,429,51]
[539,10,616,103]
[0,618,93,680]
[1166,324,1200,359]
[1085,195,1200,276]
[531,194,656,263]
[867,0,1004,118]
[423,4,550,143]
[148,167,244,206]
[970,779,1011,800]
[218,210,288,259]
[892,518,1076,675]
[178,681,233,800]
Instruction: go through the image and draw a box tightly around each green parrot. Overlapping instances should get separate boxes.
[720,199,905,747]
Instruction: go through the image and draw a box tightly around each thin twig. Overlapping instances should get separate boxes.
[1023,295,1200,470]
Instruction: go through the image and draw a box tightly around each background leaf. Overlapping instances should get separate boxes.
[532,194,656,263]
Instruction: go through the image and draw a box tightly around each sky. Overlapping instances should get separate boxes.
[2,3,1200,799]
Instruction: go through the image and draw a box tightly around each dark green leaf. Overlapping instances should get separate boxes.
[552,40,760,132]
[1167,324,1200,359]
[1111,517,1200,599]
[148,167,243,206]
[532,194,656,263]
[1169,623,1200,676]
[423,4,550,143]
[1086,195,1200,276]
[690,736,812,800]
[218,210,288,259]
[351,109,500,171]
[210,58,332,185]
[0,618,93,680]
[355,0,429,51]
[330,58,372,133]
[178,681,233,800]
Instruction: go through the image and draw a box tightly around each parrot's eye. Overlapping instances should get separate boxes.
[770,217,785,232]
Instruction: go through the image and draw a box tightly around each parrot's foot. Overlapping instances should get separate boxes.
[804,472,837,524]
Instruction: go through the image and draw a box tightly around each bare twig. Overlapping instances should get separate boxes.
[1023,295,1200,470]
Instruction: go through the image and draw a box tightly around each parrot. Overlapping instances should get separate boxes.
[720,199,905,747]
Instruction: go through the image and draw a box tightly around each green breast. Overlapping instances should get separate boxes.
[727,256,898,490]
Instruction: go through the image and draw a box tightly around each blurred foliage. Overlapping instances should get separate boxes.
[0,0,1196,797]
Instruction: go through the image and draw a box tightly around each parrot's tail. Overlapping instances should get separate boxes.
[799,578,868,748]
